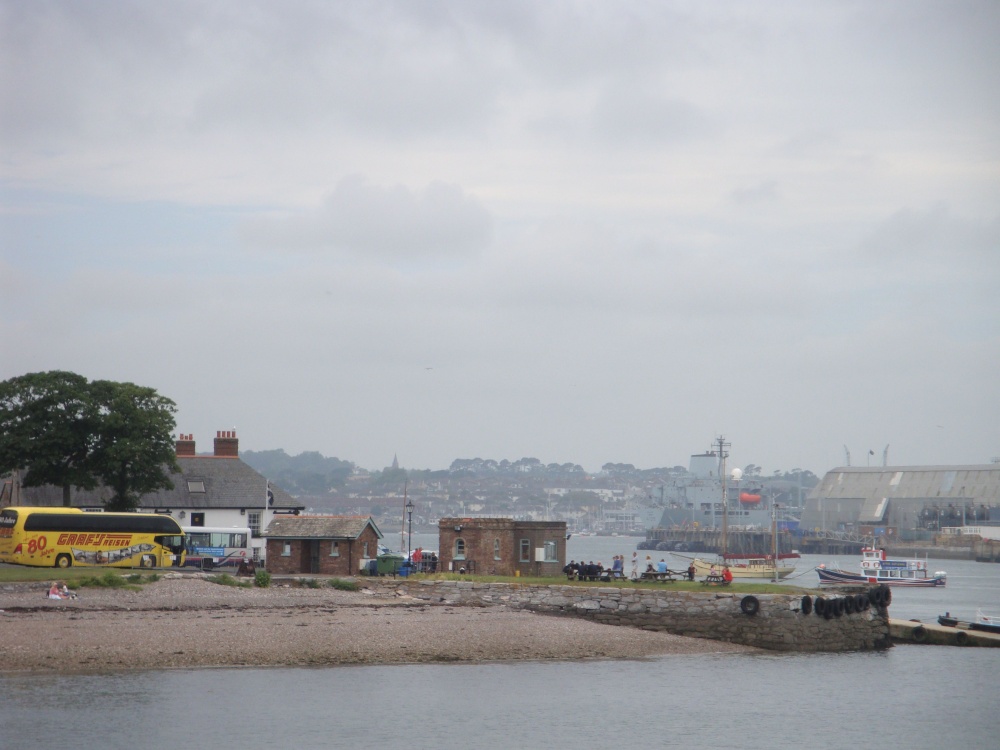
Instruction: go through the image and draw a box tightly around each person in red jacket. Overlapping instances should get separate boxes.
[722,565,733,584]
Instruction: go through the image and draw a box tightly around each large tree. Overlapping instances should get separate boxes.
[87,379,179,511]
[0,371,178,510]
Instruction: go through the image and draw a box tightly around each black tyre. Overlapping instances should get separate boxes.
[868,587,881,606]
[832,597,845,617]
[54,554,72,569]
[740,595,760,616]
[881,585,892,606]
[955,630,969,646]
[843,594,856,614]
[814,596,827,616]
[912,625,927,642]
[855,593,869,612]
[801,595,813,616]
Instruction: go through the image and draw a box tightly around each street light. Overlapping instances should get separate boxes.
[405,499,414,562]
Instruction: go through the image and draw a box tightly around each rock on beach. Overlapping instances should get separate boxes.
[0,576,755,673]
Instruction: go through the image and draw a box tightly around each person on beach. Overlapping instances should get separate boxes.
[48,582,68,600]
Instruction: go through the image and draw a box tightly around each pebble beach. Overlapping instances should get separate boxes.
[0,575,755,673]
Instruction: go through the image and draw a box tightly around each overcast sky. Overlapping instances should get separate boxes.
[2,1,998,475]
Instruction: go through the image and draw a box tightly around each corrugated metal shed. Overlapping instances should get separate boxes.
[808,465,1000,503]
[802,464,1000,529]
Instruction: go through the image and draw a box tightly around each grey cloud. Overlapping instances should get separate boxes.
[243,176,493,259]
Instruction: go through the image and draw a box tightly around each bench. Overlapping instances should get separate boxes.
[640,570,683,582]
[701,574,730,586]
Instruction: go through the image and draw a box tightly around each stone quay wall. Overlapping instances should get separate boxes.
[389,580,890,652]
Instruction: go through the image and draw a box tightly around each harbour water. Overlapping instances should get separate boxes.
[2,532,998,748]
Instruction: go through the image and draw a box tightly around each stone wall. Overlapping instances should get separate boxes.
[389,580,890,652]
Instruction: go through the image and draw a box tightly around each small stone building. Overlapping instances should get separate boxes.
[438,517,566,577]
[264,515,383,575]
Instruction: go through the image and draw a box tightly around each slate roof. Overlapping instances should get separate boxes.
[264,515,382,540]
[3,456,301,511]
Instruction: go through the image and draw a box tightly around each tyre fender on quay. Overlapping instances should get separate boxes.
[800,595,813,616]
[814,596,827,617]
[740,595,760,616]
[832,597,845,617]
[855,593,869,612]
[843,594,856,614]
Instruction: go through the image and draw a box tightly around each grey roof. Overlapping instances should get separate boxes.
[4,456,301,511]
[264,515,382,540]
[808,465,1000,504]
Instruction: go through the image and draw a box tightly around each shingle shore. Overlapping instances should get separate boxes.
[0,576,755,673]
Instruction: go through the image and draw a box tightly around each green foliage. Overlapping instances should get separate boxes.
[254,570,272,588]
[75,570,142,589]
[0,371,99,505]
[207,573,252,588]
[329,578,360,591]
[0,371,178,510]
[298,577,323,588]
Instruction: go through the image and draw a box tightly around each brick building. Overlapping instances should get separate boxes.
[437,517,566,577]
[264,515,383,575]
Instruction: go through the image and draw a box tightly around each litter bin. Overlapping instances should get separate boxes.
[399,562,411,578]
[376,554,404,576]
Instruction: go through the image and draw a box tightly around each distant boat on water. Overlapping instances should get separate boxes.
[818,547,946,587]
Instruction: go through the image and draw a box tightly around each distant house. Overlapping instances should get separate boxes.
[437,517,566,577]
[0,430,304,563]
[263,515,383,575]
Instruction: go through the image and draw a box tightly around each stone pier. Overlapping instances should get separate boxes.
[389,580,890,652]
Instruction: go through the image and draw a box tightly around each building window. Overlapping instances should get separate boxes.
[519,539,530,562]
[247,511,262,538]
[330,541,340,557]
[454,538,466,560]
[543,540,557,562]
[186,480,205,493]
[190,512,205,527]
[362,542,370,559]
[281,542,291,557]
[494,538,501,560]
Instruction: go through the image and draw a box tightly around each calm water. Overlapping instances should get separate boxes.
[2,532,998,748]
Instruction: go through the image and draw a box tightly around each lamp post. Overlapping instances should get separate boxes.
[405,499,414,563]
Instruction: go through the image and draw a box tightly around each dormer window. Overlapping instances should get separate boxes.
[187,481,206,493]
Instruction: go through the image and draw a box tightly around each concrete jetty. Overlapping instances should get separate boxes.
[889,617,1000,647]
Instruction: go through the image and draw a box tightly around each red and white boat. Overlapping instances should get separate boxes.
[817,547,946,587]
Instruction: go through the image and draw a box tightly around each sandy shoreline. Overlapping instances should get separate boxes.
[0,576,755,673]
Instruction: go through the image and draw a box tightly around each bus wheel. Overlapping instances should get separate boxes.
[55,554,72,569]
[140,555,154,569]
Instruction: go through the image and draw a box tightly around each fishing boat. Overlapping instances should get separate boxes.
[817,547,946,587]
[681,437,796,580]
[690,555,796,579]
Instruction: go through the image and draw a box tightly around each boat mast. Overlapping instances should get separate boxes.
[716,435,730,559]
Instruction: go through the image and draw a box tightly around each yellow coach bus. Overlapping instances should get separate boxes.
[0,507,186,569]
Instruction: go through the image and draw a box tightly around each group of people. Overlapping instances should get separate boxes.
[707,564,734,583]
[47,581,76,600]
[563,559,622,581]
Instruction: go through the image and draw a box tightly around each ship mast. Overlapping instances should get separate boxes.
[716,435,731,559]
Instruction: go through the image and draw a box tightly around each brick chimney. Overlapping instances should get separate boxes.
[175,433,196,457]
[214,430,239,458]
